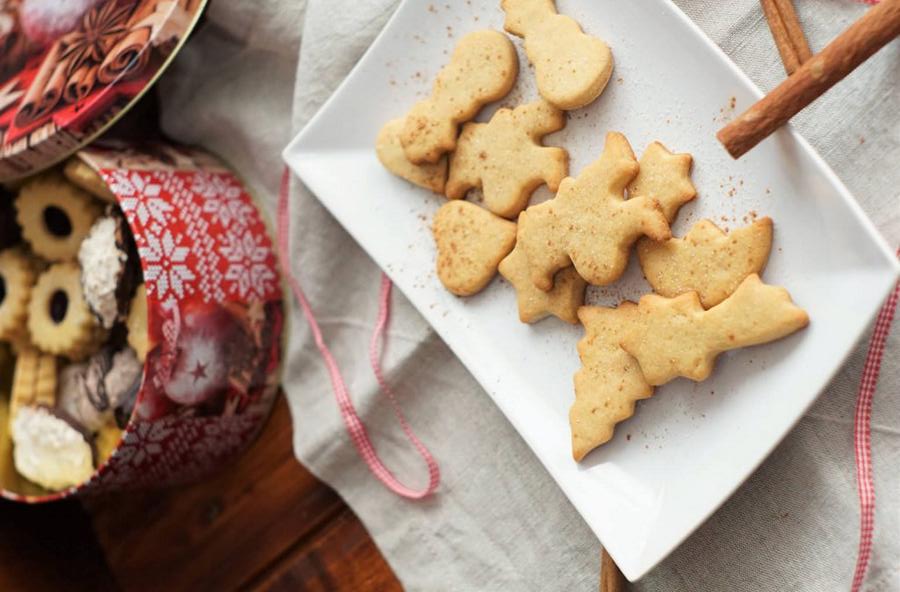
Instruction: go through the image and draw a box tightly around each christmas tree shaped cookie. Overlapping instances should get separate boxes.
[519,132,670,291]
[571,304,653,460]
[447,100,568,219]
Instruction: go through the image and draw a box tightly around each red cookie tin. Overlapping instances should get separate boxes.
[1,142,285,502]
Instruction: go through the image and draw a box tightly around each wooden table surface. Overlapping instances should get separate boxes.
[0,396,402,591]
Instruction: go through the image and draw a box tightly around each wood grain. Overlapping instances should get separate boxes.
[248,510,404,592]
[718,0,900,158]
[600,549,627,592]
[85,396,399,591]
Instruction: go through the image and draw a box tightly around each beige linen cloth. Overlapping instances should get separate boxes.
[158,1,900,589]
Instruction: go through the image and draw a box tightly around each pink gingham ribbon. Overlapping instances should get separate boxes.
[851,248,899,592]
[277,167,440,499]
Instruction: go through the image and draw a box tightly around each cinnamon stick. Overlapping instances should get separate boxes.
[718,0,900,159]
[14,41,62,127]
[774,0,812,63]
[98,27,152,84]
[63,64,98,104]
[762,0,813,74]
[127,0,161,27]
[761,0,802,74]
[184,0,205,16]
[600,549,627,592]
[37,56,72,116]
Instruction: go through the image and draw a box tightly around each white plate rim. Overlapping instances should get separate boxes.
[283,0,900,580]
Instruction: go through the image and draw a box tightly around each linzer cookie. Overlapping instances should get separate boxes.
[400,30,518,164]
[0,249,36,344]
[28,262,104,361]
[15,173,101,261]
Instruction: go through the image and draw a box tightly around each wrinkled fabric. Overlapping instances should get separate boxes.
[158,1,900,590]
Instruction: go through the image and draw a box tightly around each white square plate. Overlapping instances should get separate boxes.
[284,0,899,580]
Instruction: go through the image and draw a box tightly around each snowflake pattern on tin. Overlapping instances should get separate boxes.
[140,229,196,300]
[112,421,173,469]
[112,170,172,230]
[220,228,277,299]
[82,414,265,492]
[192,172,255,228]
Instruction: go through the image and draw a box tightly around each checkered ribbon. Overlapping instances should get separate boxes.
[851,248,899,592]
[277,168,440,500]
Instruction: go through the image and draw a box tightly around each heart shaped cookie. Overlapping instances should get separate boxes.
[433,201,517,297]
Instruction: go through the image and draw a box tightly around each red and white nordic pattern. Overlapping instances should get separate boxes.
[92,166,283,493]
[3,164,285,503]
[84,411,271,492]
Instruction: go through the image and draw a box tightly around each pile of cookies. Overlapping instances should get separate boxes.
[376,1,809,462]
[0,159,147,492]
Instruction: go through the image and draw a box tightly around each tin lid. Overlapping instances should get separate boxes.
[0,0,207,182]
